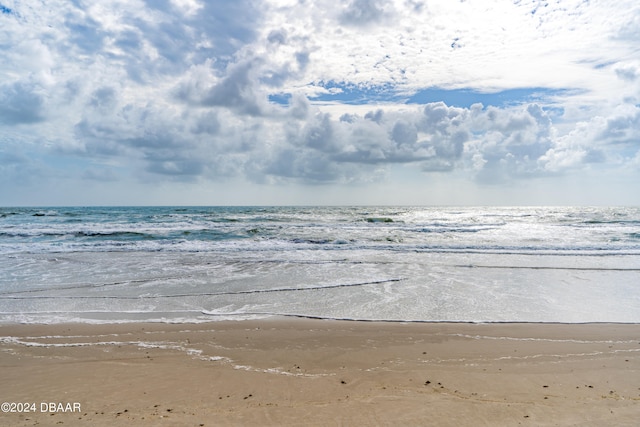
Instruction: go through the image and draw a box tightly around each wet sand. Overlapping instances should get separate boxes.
[1,319,639,426]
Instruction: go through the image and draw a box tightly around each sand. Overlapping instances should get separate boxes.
[1,319,639,426]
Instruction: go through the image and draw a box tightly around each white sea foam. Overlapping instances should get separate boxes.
[1,206,639,324]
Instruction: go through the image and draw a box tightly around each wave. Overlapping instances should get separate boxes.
[73,231,154,239]
[0,310,238,324]
[365,217,395,223]
[2,240,638,256]
[2,206,639,257]
[0,230,70,238]
[409,246,640,256]
[289,238,353,245]
[31,210,59,217]
[417,226,495,233]
[0,273,195,296]
[580,219,640,225]
[209,218,241,223]
[456,264,640,271]
[199,311,640,325]
[0,278,404,300]
[5,309,640,325]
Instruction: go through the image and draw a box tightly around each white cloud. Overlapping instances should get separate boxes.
[0,0,639,205]
[252,0,639,96]
[0,79,47,124]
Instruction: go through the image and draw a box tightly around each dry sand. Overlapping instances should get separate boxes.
[1,319,639,426]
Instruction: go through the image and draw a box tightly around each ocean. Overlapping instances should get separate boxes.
[0,206,639,324]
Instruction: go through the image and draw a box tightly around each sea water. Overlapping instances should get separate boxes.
[0,206,638,323]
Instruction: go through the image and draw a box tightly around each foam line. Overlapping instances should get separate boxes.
[456,265,640,271]
[0,259,386,296]
[0,278,405,300]
[419,250,640,256]
[199,311,640,325]
[0,275,197,296]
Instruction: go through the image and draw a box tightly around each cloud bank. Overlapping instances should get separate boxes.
[0,0,639,205]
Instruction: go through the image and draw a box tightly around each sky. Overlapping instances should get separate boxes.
[1,0,639,206]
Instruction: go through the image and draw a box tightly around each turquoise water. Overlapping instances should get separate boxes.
[1,206,639,323]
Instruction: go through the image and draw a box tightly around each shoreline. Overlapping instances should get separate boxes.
[1,319,639,426]
[5,310,640,326]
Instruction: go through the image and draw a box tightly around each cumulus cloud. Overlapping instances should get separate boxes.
[339,0,392,27]
[198,60,270,116]
[0,80,46,124]
[615,62,640,81]
[238,100,575,185]
[0,0,639,204]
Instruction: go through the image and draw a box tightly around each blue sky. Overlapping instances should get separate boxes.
[0,0,639,206]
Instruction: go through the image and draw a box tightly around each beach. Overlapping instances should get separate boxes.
[1,319,638,426]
